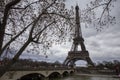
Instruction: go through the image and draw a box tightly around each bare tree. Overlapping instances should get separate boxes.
[0,0,74,76]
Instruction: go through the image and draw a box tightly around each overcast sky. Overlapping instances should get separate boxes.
[20,0,120,66]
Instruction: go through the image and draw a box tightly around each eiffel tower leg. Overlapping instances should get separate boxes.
[63,58,71,66]
[69,60,74,68]
[63,58,68,66]
[63,58,75,67]
[80,42,86,51]
[86,57,94,66]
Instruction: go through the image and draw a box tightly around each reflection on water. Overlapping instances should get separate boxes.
[60,75,120,80]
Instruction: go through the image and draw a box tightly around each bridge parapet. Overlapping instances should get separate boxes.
[8,66,72,71]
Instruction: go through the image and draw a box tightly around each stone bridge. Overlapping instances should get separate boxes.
[0,68,74,80]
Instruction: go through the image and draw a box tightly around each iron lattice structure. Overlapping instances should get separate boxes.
[63,5,94,67]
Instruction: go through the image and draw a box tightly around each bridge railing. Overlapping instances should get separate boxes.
[4,66,73,71]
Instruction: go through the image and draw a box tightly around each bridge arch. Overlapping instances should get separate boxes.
[62,71,69,77]
[48,72,61,80]
[18,73,45,80]
[70,71,74,75]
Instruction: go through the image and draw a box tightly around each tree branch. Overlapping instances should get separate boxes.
[29,0,57,39]
[86,0,112,14]
[98,0,112,24]
[32,20,56,40]
[11,1,39,10]
[46,12,73,19]
[0,21,33,56]
[2,0,21,25]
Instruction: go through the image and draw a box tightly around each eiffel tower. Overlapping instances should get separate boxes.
[63,5,94,67]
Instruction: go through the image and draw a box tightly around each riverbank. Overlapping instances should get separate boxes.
[75,67,116,75]
[59,73,120,80]
[75,67,120,78]
[75,73,120,78]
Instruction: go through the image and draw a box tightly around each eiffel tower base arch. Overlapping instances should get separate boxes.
[63,51,94,67]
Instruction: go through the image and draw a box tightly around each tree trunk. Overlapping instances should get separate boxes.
[0,24,4,52]
[0,0,21,55]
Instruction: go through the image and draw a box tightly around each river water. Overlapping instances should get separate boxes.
[59,74,120,80]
